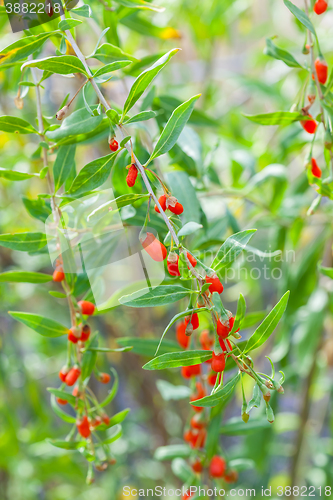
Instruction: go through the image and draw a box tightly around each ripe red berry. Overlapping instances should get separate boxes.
[211,352,226,373]
[169,202,184,215]
[191,429,206,448]
[76,415,91,438]
[72,386,79,397]
[80,324,91,342]
[206,274,224,294]
[126,163,138,187]
[301,115,318,134]
[200,330,214,350]
[224,469,239,483]
[191,382,205,412]
[207,372,218,385]
[68,326,81,344]
[185,312,199,330]
[176,321,189,348]
[53,267,65,282]
[183,429,195,443]
[109,139,118,152]
[216,318,230,339]
[154,194,167,213]
[59,366,69,383]
[314,0,328,14]
[181,364,201,379]
[314,57,328,84]
[219,337,233,357]
[190,414,205,429]
[78,300,95,316]
[99,372,111,384]
[141,232,167,261]
[186,252,197,268]
[56,397,68,405]
[209,456,226,478]
[91,416,102,427]
[65,366,81,386]
[182,492,193,500]
[167,253,180,276]
[102,414,110,426]
[311,158,322,178]
[192,460,203,473]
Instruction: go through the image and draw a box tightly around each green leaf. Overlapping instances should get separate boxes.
[244,291,290,353]
[99,368,119,408]
[89,43,137,64]
[0,116,38,134]
[53,145,76,192]
[49,291,67,298]
[143,350,212,370]
[46,107,103,141]
[120,135,131,147]
[22,197,52,223]
[246,384,261,414]
[69,152,117,196]
[47,388,82,407]
[178,221,203,237]
[47,439,86,450]
[230,294,246,334]
[87,193,149,222]
[264,38,303,68]
[9,311,69,337]
[283,0,316,35]
[220,417,270,435]
[101,424,122,444]
[58,19,83,30]
[113,0,164,11]
[154,444,191,461]
[93,60,131,78]
[166,171,201,224]
[156,380,191,400]
[190,374,240,408]
[0,271,52,283]
[119,285,193,307]
[0,32,59,67]
[212,230,256,271]
[123,110,156,124]
[22,56,88,76]
[117,337,181,356]
[71,4,92,17]
[100,409,130,429]
[244,111,305,125]
[0,232,47,252]
[81,335,98,381]
[122,48,179,116]
[171,458,195,484]
[85,346,132,353]
[0,168,37,180]
[149,95,200,162]
[318,263,333,279]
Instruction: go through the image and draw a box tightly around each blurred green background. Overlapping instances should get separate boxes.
[0,0,333,498]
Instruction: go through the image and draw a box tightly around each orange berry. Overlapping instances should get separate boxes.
[181,364,201,379]
[206,274,224,294]
[53,267,65,282]
[141,232,167,261]
[185,312,199,330]
[56,397,68,405]
[65,366,81,386]
[211,352,226,373]
[78,300,95,316]
[209,456,226,478]
[314,57,328,84]
[169,202,184,215]
[176,321,189,348]
[154,194,167,213]
[126,164,138,187]
[100,372,111,384]
[109,139,118,152]
[314,0,328,13]
[76,415,91,438]
[311,158,322,178]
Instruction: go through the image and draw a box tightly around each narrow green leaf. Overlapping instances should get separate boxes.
[99,409,130,429]
[283,0,316,35]
[0,271,52,283]
[50,394,76,423]
[53,145,76,192]
[47,388,83,408]
[123,110,156,124]
[0,232,47,252]
[58,19,83,31]
[264,38,303,68]
[46,107,103,141]
[0,168,37,180]
[190,374,240,408]
[119,285,193,307]
[9,311,69,337]
[86,346,133,353]
[93,60,131,78]
[212,230,256,271]
[143,350,212,370]
[244,291,290,353]
[117,337,181,356]
[318,263,333,279]
[220,417,270,435]
[122,48,179,116]
[101,424,122,444]
[99,368,119,408]
[244,111,305,125]
[47,439,86,450]
[49,291,67,298]
[69,152,117,196]
[0,32,59,67]
[113,0,164,12]
[154,444,191,461]
[178,221,203,237]
[89,43,137,64]
[22,197,52,223]
[149,94,200,161]
[0,116,38,134]
[22,55,88,76]
[71,4,92,17]
[230,294,246,334]
[81,335,98,381]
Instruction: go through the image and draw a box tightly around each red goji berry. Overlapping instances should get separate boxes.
[76,415,91,438]
[191,382,205,412]
[211,352,226,373]
[219,337,233,356]
[176,321,189,348]
[301,115,318,134]
[191,429,206,448]
[314,57,328,84]
[141,232,167,261]
[167,253,180,276]
[102,414,110,426]
[126,164,138,187]
[311,158,322,178]
[190,414,205,429]
[154,194,167,213]
[314,0,328,13]
[109,139,118,152]
[224,469,239,483]
[59,366,69,382]
[99,372,111,384]
[207,372,218,385]
[169,202,184,215]
[80,324,91,342]
[206,274,224,294]
[68,326,81,344]
[216,318,230,339]
[181,364,201,379]
[53,267,65,282]
[209,456,226,478]
[199,330,214,351]
[186,252,197,268]
[65,365,81,386]
[56,397,68,405]
[78,300,95,316]
[185,312,199,330]
[192,460,203,473]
